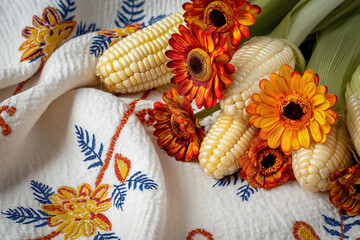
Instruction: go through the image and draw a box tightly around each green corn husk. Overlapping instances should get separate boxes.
[307,10,360,115]
[270,0,343,47]
[345,65,360,101]
[247,0,300,37]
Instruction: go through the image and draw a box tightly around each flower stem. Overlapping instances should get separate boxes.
[194,102,220,120]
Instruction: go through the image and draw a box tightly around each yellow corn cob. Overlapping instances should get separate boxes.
[346,91,360,156]
[220,36,296,120]
[199,111,257,179]
[292,121,352,192]
[96,11,184,93]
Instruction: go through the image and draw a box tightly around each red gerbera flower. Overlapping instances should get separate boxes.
[238,130,295,189]
[327,164,360,216]
[153,88,205,161]
[183,0,261,51]
[166,23,235,109]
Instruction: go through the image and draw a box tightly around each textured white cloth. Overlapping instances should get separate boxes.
[1,0,360,239]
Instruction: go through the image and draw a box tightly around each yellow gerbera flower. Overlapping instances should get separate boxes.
[246,64,338,155]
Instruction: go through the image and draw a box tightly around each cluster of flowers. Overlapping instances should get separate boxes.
[152,0,360,216]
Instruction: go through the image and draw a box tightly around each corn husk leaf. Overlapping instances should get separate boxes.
[270,0,342,47]
[247,0,300,37]
[345,65,360,101]
[307,10,360,114]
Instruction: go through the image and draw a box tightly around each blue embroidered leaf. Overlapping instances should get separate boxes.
[343,219,360,233]
[115,0,145,27]
[212,174,239,187]
[322,214,341,227]
[146,14,167,27]
[56,0,76,21]
[76,22,101,36]
[236,184,258,201]
[126,171,158,191]
[112,184,127,211]
[30,181,54,204]
[90,35,114,58]
[75,125,103,169]
[323,225,344,238]
[1,207,50,227]
[94,232,121,240]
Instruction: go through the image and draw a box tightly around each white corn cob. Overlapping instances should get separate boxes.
[345,65,360,156]
[346,91,360,156]
[96,11,184,93]
[292,121,352,192]
[199,111,257,179]
[220,36,296,120]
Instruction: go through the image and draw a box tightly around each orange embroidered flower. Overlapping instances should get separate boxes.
[183,0,260,51]
[246,64,338,155]
[19,7,76,68]
[327,164,360,216]
[238,130,295,189]
[166,24,235,109]
[292,221,320,240]
[97,23,142,46]
[41,183,112,239]
[153,88,205,161]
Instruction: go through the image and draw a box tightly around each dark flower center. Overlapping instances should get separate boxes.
[284,102,304,120]
[170,115,191,139]
[354,184,360,195]
[261,154,276,169]
[189,57,203,74]
[210,9,227,28]
[186,48,212,82]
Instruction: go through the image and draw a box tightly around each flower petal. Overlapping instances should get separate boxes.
[281,128,292,154]
[298,126,310,148]
[267,124,285,149]
[309,120,322,143]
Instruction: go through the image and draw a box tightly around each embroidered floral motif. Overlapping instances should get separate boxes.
[186,228,214,240]
[293,221,320,240]
[114,153,131,183]
[212,174,258,201]
[136,108,155,127]
[19,6,76,68]
[0,106,16,136]
[322,209,360,239]
[41,183,112,240]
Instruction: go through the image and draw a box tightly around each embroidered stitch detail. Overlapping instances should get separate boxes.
[90,24,141,58]
[75,125,104,169]
[212,174,258,201]
[186,228,214,240]
[293,221,320,240]
[114,153,131,183]
[0,106,16,136]
[28,230,61,240]
[75,22,100,36]
[136,108,155,127]
[115,0,145,27]
[19,4,76,69]
[322,209,360,239]
[95,90,151,187]
[13,79,30,95]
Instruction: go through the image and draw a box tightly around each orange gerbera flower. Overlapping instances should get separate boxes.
[238,130,295,189]
[41,183,112,239]
[327,164,360,216]
[166,23,235,109]
[183,0,261,51]
[246,64,338,155]
[19,7,76,68]
[153,88,205,161]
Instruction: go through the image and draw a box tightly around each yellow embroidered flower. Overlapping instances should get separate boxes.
[41,183,112,240]
[246,64,338,155]
[19,7,76,68]
[97,23,142,46]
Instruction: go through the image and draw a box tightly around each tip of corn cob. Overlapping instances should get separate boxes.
[292,121,352,192]
[199,111,257,179]
[96,10,185,94]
